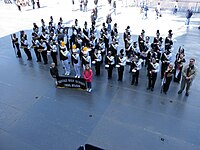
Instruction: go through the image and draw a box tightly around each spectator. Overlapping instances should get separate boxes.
[185,9,193,25]
[178,58,197,96]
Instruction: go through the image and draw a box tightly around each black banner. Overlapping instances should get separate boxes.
[56,76,86,89]
[77,144,104,150]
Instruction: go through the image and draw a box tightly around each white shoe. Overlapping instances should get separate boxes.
[77,76,80,78]
[86,88,89,92]
[88,89,92,92]
[75,75,77,78]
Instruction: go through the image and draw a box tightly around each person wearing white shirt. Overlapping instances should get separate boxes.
[147,58,160,91]
[23,35,32,60]
[39,39,48,64]
[60,49,71,76]
[105,51,115,79]
[131,56,142,85]
[51,42,58,66]
[94,50,102,76]
[82,51,91,70]
[117,53,126,81]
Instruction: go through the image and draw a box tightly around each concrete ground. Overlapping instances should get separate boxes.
[0,0,200,150]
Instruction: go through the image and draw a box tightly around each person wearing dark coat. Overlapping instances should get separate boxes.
[50,63,59,86]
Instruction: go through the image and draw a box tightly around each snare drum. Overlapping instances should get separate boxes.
[47,51,51,56]
[92,61,96,64]
[115,64,120,68]
[126,59,131,65]
[132,69,136,73]
[105,64,109,69]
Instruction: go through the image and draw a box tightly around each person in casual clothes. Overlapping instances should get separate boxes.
[36,0,40,8]
[185,9,193,26]
[143,4,149,19]
[50,63,59,85]
[83,64,93,92]
[178,58,197,96]
[131,56,142,86]
[16,0,21,11]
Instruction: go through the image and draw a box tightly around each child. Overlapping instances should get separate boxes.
[83,64,93,92]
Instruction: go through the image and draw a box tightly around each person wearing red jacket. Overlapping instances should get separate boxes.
[83,64,93,92]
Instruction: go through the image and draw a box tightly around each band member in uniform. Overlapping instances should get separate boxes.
[117,53,126,81]
[146,45,157,68]
[162,63,174,94]
[21,34,32,60]
[160,49,172,79]
[82,21,90,47]
[174,48,185,83]
[95,38,105,63]
[82,48,91,70]
[50,63,59,86]
[32,36,41,62]
[60,46,71,76]
[132,41,140,57]
[109,39,118,56]
[50,41,58,66]
[105,51,115,79]
[70,29,77,49]
[165,30,173,50]
[41,19,47,32]
[33,23,39,32]
[102,28,110,54]
[153,30,160,45]
[11,33,22,58]
[72,48,81,78]
[93,49,102,76]
[123,26,130,48]
[141,37,150,67]
[125,34,132,57]
[40,30,48,42]
[111,23,118,35]
[147,58,160,91]
[127,53,134,73]
[76,34,83,49]
[100,22,106,37]
[39,39,48,64]
[138,29,145,52]
[178,58,197,96]
[131,56,142,85]
[74,19,81,34]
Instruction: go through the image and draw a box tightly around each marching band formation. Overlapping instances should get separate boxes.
[11,16,196,95]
